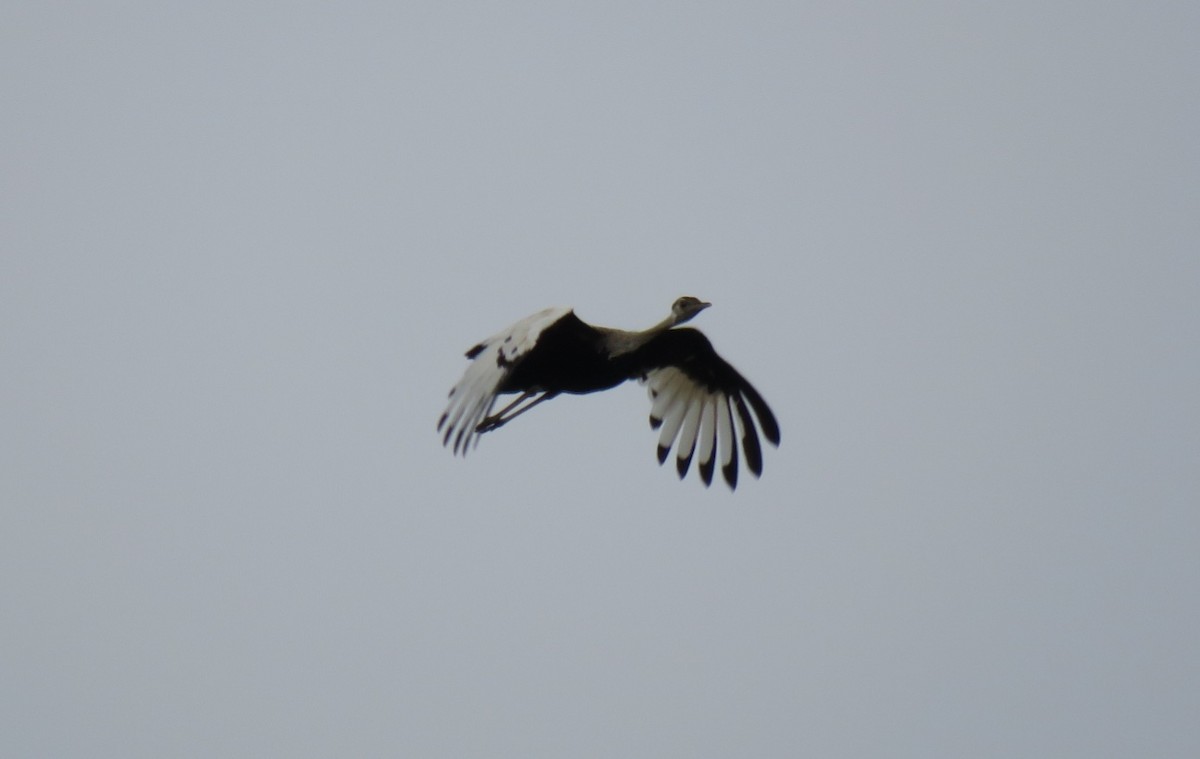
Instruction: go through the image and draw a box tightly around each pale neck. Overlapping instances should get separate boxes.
[646,313,680,333]
[601,312,679,357]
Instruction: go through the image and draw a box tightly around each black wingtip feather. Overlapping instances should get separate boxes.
[676,451,693,479]
[733,394,763,476]
[721,398,740,490]
[722,460,738,491]
[657,444,670,464]
[649,415,662,430]
[437,412,447,431]
[740,381,780,446]
[699,456,714,486]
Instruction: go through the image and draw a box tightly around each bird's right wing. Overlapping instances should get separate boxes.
[438,307,572,454]
[639,329,780,490]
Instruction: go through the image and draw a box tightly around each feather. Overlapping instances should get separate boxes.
[740,379,781,446]
[697,395,717,486]
[733,393,763,477]
[717,395,738,489]
[648,368,687,423]
[675,390,703,478]
[655,403,688,461]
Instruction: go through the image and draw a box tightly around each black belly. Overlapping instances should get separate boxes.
[499,343,632,396]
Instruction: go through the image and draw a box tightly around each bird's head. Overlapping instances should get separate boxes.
[671,296,712,325]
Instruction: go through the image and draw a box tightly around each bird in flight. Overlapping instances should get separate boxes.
[438,297,780,489]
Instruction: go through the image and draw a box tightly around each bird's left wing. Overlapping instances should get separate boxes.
[639,328,780,490]
[438,307,572,454]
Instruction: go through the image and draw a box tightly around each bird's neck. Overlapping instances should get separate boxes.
[600,315,678,357]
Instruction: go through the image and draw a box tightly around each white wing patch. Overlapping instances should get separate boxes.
[643,366,765,490]
[439,307,571,454]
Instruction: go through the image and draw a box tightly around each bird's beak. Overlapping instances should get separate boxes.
[698,301,712,310]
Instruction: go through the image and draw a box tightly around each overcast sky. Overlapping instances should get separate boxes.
[3,2,1198,757]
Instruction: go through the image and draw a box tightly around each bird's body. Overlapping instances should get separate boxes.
[439,297,780,489]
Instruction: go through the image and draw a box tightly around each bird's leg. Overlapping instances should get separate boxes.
[476,391,555,433]
[478,391,533,430]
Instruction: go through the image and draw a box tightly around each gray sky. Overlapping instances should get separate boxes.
[3,2,1198,757]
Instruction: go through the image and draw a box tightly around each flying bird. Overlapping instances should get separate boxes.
[438,297,780,489]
